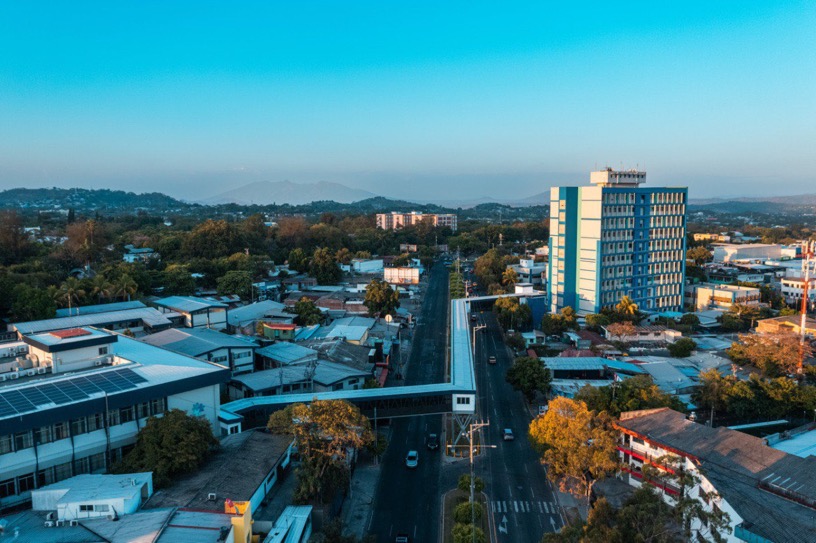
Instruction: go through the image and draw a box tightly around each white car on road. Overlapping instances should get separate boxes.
[405,450,419,468]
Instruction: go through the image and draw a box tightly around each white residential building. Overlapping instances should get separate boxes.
[376,211,458,232]
[0,327,229,510]
[509,258,547,287]
[615,408,816,543]
[780,268,816,306]
[688,283,762,311]
[384,267,420,285]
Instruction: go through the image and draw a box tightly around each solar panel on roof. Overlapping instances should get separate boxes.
[21,388,51,407]
[37,383,72,404]
[0,367,147,418]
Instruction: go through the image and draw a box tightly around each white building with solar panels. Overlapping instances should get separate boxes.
[0,327,230,511]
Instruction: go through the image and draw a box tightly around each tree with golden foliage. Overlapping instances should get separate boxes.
[268,399,373,503]
[528,397,618,503]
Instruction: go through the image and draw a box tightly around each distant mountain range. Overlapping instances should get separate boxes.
[201,180,377,206]
[2,184,814,216]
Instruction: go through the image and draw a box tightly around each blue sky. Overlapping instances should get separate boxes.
[1,1,814,202]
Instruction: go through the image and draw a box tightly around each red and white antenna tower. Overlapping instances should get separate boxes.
[798,240,816,375]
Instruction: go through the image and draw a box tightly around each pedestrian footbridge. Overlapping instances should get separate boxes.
[219,296,506,437]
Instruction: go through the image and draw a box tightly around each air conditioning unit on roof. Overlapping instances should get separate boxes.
[207,492,217,501]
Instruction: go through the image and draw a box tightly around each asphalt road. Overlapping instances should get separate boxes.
[471,309,564,543]
[368,262,449,543]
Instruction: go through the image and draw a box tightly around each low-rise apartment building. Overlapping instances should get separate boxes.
[615,408,816,543]
[687,283,762,311]
[376,211,458,231]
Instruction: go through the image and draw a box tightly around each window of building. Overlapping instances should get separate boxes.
[53,462,73,482]
[37,467,55,487]
[137,402,150,419]
[74,456,90,475]
[107,409,120,427]
[79,504,93,512]
[71,417,88,436]
[150,398,166,415]
[87,413,104,432]
[99,347,108,356]
[120,406,135,424]
[0,478,16,498]
[14,431,33,451]
[54,422,69,441]
[0,434,12,455]
[95,504,110,512]
[89,453,106,473]
[35,425,53,445]
[17,473,35,493]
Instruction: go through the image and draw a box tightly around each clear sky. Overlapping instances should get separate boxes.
[1,1,814,202]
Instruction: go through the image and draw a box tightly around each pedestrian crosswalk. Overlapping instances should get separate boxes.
[490,500,558,515]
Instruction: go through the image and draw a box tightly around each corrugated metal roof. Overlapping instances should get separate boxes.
[139,328,257,357]
[14,308,174,335]
[256,343,317,365]
[56,300,147,318]
[227,300,287,325]
[153,296,228,313]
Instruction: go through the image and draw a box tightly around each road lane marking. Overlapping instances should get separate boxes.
[538,502,544,513]
[513,501,518,513]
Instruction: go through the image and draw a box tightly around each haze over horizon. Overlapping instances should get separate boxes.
[1,2,814,201]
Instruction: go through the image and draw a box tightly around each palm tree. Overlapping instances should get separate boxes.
[89,276,113,304]
[502,268,518,287]
[57,277,86,315]
[616,295,639,317]
[113,274,138,301]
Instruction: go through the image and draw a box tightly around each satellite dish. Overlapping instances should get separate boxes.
[385,314,393,323]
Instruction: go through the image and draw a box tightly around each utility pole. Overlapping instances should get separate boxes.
[472,323,486,352]
[448,421,494,543]
[798,241,815,376]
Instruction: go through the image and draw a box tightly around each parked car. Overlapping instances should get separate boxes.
[471,314,478,322]
[405,450,419,468]
[488,355,497,364]
[503,428,515,441]
[426,433,439,450]
[395,535,410,543]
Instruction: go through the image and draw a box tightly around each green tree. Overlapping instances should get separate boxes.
[452,523,485,543]
[267,400,373,503]
[162,266,195,295]
[584,313,611,331]
[502,267,518,287]
[310,247,342,285]
[679,313,700,330]
[686,246,713,265]
[474,248,505,287]
[667,337,697,358]
[88,275,113,304]
[615,296,639,320]
[454,501,484,524]
[506,356,552,402]
[575,375,686,418]
[216,270,252,299]
[528,397,618,503]
[11,284,56,321]
[364,279,400,317]
[292,297,324,326]
[728,332,811,376]
[457,474,485,493]
[112,273,139,301]
[56,277,86,313]
[288,248,309,273]
[114,408,218,488]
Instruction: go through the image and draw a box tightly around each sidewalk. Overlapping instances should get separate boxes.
[342,458,382,539]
